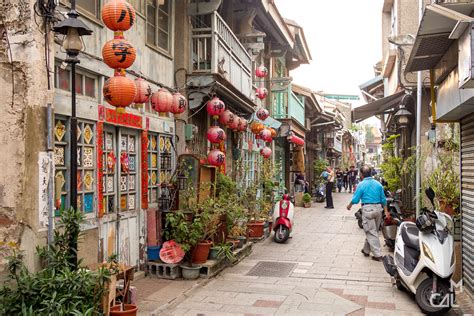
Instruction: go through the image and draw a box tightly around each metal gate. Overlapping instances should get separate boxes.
[461,113,474,295]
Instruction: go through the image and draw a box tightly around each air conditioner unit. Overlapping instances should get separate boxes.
[185,124,198,141]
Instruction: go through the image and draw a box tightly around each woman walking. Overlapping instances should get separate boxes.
[325,166,335,209]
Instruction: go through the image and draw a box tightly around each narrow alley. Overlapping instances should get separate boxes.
[141,193,423,316]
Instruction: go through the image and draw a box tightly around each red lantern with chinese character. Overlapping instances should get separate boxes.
[206,96,225,119]
[260,146,272,159]
[256,107,269,121]
[133,78,151,108]
[239,119,248,132]
[250,121,264,134]
[256,87,268,100]
[269,128,277,138]
[103,74,137,114]
[207,125,226,144]
[229,115,240,131]
[170,92,187,114]
[219,110,234,127]
[207,149,226,167]
[101,0,136,32]
[289,134,305,146]
[102,38,136,69]
[260,128,272,142]
[256,64,268,78]
[151,88,173,113]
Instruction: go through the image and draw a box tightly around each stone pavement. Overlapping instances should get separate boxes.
[136,192,472,316]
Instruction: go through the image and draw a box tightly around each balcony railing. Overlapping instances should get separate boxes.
[325,137,342,153]
[191,12,252,98]
[272,84,305,127]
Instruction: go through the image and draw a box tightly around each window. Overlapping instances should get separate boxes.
[54,65,98,99]
[147,134,174,205]
[146,0,171,52]
[76,0,99,18]
[130,0,145,15]
[53,117,96,215]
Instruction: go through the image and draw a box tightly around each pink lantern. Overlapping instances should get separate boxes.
[239,119,248,132]
[170,92,187,114]
[256,87,268,100]
[206,96,225,119]
[289,134,305,146]
[133,78,151,108]
[236,117,243,132]
[256,107,269,121]
[256,64,268,78]
[260,146,272,159]
[207,125,226,144]
[151,88,173,113]
[229,115,240,131]
[219,110,235,127]
[207,149,226,167]
[260,128,272,142]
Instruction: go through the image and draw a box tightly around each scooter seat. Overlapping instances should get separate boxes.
[401,224,420,250]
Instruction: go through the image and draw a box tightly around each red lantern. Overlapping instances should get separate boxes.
[171,92,187,114]
[256,87,268,100]
[207,149,226,167]
[206,96,225,119]
[260,146,272,159]
[229,116,240,131]
[101,0,136,32]
[207,126,226,144]
[260,128,272,142]
[103,74,137,114]
[219,110,235,127]
[256,64,268,78]
[250,121,264,134]
[151,88,173,113]
[256,107,269,121]
[102,38,136,69]
[133,78,151,108]
[269,128,277,138]
[239,119,248,132]
[289,134,305,146]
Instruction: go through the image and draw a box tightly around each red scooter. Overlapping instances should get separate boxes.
[272,194,294,243]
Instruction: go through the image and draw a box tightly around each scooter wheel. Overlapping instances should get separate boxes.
[415,278,452,314]
[273,225,290,243]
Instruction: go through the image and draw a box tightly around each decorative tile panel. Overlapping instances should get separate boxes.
[84,193,93,213]
[83,147,93,168]
[106,133,113,150]
[77,147,81,166]
[129,175,135,191]
[120,195,127,210]
[151,136,157,150]
[128,194,135,210]
[151,154,157,168]
[120,176,127,192]
[108,197,114,213]
[83,171,94,191]
[151,171,157,185]
[54,146,65,166]
[128,136,135,152]
[54,120,66,142]
[83,124,93,144]
[120,135,127,151]
[129,155,136,172]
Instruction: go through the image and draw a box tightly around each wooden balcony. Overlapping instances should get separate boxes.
[191,12,252,99]
[272,83,305,127]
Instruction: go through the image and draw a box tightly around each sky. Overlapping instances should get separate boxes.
[274,0,384,107]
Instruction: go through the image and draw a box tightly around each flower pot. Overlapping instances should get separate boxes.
[110,304,138,316]
[247,221,265,238]
[227,239,239,250]
[208,247,219,260]
[192,241,212,264]
[180,264,201,280]
[304,202,311,208]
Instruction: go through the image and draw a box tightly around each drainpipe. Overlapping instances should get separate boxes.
[415,0,423,217]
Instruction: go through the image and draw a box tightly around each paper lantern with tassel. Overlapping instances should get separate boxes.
[103,74,137,114]
[256,107,269,121]
[256,87,268,100]
[101,0,136,32]
[170,92,187,114]
[133,78,151,108]
[102,38,136,69]
[151,88,173,113]
[206,96,225,119]
[207,149,226,167]
[255,64,268,78]
[219,110,235,127]
[207,126,226,144]
[260,147,272,159]
[260,128,272,142]
[239,119,248,132]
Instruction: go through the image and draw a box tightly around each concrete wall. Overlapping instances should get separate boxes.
[0,0,52,273]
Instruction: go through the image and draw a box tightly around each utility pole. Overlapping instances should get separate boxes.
[415,0,423,217]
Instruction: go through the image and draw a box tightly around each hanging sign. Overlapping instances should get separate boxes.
[103,107,143,128]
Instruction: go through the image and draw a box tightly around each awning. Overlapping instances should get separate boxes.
[406,3,474,72]
[352,91,405,123]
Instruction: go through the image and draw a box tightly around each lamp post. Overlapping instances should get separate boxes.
[53,1,92,267]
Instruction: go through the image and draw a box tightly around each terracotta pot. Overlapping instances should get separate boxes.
[227,239,239,250]
[439,200,455,217]
[247,221,265,238]
[304,202,311,208]
[192,241,212,264]
[110,304,138,316]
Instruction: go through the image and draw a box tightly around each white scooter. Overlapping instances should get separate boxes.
[383,188,456,314]
[272,194,294,243]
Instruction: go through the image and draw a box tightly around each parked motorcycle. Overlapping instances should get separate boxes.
[382,189,403,250]
[314,183,326,203]
[383,188,455,314]
[272,194,294,243]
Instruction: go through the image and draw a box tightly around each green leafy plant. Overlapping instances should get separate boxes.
[164,210,204,257]
[303,193,312,203]
[380,134,402,192]
[0,208,110,315]
[313,159,328,185]
[212,241,234,261]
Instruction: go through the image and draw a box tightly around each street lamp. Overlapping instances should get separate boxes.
[395,105,412,127]
[53,1,92,212]
[53,1,92,267]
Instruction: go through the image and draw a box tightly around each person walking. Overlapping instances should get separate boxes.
[325,166,335,209]
[346,165,389,261]
[343,168,349,192]
[348,166,358,193]
[336,168,343,193]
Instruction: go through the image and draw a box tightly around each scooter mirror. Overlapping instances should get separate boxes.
[425,187,435,206]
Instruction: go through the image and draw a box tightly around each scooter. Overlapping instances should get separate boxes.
[382,189,403,250]
[272,194,294,243]
[314,183,326,203]
[383,188,455,314]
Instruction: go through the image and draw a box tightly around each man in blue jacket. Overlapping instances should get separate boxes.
[346,165,389,261]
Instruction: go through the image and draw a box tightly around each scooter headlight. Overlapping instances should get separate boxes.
[281,201,289,210]
[422,242,435,264]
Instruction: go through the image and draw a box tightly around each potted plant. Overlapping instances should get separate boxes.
[210,240,235,263]
[228,225,247,248]
[303,193,312,208]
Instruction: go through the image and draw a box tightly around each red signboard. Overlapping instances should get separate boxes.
[104,107,142,129]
